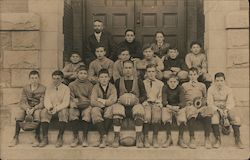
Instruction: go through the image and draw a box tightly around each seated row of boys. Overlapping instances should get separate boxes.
[63,31,212,89]
[9,63,243,149]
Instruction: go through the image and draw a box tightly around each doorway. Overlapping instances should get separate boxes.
[84,0,186,57]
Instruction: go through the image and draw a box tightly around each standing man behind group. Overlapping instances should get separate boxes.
[85,20,115,65]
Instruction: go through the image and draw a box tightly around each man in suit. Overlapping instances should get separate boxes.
[85,20,115,65]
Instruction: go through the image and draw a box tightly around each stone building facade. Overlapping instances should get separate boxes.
[0,0,249,128]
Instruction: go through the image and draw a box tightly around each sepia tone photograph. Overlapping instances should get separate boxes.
[0,0,249,159]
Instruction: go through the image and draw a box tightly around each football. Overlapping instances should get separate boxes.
[119,93,138,107]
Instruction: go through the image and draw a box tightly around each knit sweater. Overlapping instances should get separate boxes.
[136,55,164,71]
[162,85,186,108]
[112,59,137,81]
[62,62,85,79]
[19,83,46,110]
[207,84,235,109]
[68,78,93,107]
[115,78,147,103]
[143,78,164,104]
[182,81,206,105]
[90,82,117,108]
[116,40,143,59]
[150,42,170,58]
[44,83,70,111]
[163,57,188,71]
[185,52,208,73]
[88,57,114,82]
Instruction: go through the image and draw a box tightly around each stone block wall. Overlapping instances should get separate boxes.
[0,0,64,127]
[0,13,40,127]
[204,0,249,125]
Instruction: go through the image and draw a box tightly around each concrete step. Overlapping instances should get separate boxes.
[2,125,249,148]
[1,144,249,160]
[1,125,249,160]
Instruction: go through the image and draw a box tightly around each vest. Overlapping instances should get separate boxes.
[119,77,140,98]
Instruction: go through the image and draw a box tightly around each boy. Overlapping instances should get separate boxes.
[162,75,187,148]
[62,51,85,85]
[39,70,70,148]
[136,44,164,80]
[185,41,212,88]
[68,66,93,147]
[113,47,137,82]
[163,47,188,83]
[116,29,143,60]
[88,46,114,84]
[208,72,243,149]
[182,67,213,149]
[9,70,46,147]
[143,64,164,148]
[112,60,147,148]
[90,69,117,148]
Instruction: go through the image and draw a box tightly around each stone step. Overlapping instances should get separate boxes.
[1,143,249,160]
[2,125,249,148]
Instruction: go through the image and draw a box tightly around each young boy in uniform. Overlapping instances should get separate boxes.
[163,47,188,83]
[162,75,187,148]
[136,44,164,80]
[185,41,212,88]
[90,69,117,148]
[62,51,85,85]
[182,67,213,149]
[9,70,46,147]
[68,66,93,147]
[88,46,114,84]
[113,47,137,82]
[208,72,243,149]
[39,70,70,148]
[112,60,147,148]
[143,64,164,148]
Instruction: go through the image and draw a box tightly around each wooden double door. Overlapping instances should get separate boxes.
[85,0,187,57]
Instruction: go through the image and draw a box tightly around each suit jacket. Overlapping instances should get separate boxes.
[85,31,115,65]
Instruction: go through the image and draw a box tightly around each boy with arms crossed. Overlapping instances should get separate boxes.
[91,69,117,148]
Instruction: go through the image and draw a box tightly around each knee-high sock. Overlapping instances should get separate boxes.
[232,125,240,138]
[143,123,150,136]
[179,122,185,138]
[187,117,195,137]
[82,120,89,137]
[41,122,49,138]
[203,116,211,137]
[164,122,172,136]
[212,124,220,139]
[58,121,67,136]
[96,121,106,136]
[104,118,112,134]
[15,120,22,137]
[35,122,41,137]
[153,123,160,135]
[71,120,79,136]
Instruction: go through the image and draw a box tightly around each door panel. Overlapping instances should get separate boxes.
[86,0,135,44]
[85,0,186,57]
[135,0,186,57]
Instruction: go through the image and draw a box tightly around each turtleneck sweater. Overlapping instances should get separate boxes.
[68,78,93,106]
